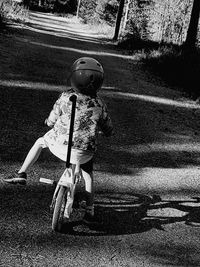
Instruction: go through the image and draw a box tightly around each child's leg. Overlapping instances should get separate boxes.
[18,137,45,173]
[82,170,94,215]
[4,137,46,184]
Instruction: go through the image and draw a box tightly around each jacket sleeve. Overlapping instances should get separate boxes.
[99,102,113,137]
[46,94,63,127]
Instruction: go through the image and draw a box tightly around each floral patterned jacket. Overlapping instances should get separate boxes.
[45,89,113,152]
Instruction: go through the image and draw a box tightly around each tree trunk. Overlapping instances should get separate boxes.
[122,0,131,32]
[76,0,81,18]
[113,0,125,41]
[184,0,200,50]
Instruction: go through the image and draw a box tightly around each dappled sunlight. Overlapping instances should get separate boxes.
[96,155,200,193]
[113,141,200,167]
[96,162,200,195]
[29,15,93,35]
[101,140,200,168]
[30,11,112,36]
[102,90,200,109]
[133,167,200,193]
[1,79,200,110]
[112,141,200,156]
[30,11,67,20]
[17,38,134,60]
[30,11,89,31]
[137,141,200,154]
[25,24,105,44]
[27,11,113,44]
[0,79,65,92]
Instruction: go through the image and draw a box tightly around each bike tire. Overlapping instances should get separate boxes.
[52,186,68,232]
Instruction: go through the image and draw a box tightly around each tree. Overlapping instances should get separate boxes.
[184,0,200,50]
[122,0,131,31]
[113,0,125,40]
[76,0,81,18]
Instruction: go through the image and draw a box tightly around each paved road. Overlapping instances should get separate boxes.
[1,11,200,267]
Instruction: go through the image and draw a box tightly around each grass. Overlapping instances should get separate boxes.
[118,34,200,99]
[143,46,200,99]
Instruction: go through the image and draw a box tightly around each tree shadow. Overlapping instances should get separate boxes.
[1,182,199,238]
[1,85,200,173]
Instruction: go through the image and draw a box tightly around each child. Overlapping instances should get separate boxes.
[4,57,113,223]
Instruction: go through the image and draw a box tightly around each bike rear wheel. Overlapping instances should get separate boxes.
[52,186,68,232]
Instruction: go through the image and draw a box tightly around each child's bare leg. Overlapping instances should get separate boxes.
[18,137,45,173]
[4,137,45,184]
[82,170,94,214]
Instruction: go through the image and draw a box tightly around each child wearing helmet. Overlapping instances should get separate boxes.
[4,57,113,224]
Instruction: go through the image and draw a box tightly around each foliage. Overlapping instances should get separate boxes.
[95,0,118,25]
[28,0,77,13]
[125,0,150,40]
[78,0,118,25]
[78,0,97,23]
[123,0,194,45]
[0,0,29,28]
[1,0,197,48]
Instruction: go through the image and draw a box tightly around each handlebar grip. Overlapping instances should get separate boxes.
[69,94,77,102]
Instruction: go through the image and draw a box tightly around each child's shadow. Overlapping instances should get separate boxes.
[60,194,200,236]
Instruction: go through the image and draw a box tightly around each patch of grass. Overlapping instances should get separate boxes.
[119,34,200,98]
[118,34,159,52]
[143,46,200,99]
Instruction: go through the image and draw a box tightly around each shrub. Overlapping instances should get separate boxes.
[122,0,193,46]
[78,0,97,23]
[78,0,118,25]
[95,0,118,25]
[0,0,29,26]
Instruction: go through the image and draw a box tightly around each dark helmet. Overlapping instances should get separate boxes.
[70,57,104,96]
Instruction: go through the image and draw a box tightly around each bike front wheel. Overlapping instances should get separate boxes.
[52,185,69,232]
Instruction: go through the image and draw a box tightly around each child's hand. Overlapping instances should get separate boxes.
[45,118,54,127]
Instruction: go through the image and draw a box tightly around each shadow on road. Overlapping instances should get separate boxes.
[60,193,200,236]
[1,85,200,173]
[1,84,200,172]
[1,182,200,266]
[1,183,200,238]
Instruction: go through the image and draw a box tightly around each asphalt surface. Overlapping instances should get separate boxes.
[1,11,200,267]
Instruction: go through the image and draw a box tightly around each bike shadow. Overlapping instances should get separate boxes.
[60,193,200,236]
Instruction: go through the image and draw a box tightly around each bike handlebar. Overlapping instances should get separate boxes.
[66,94,77,168]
